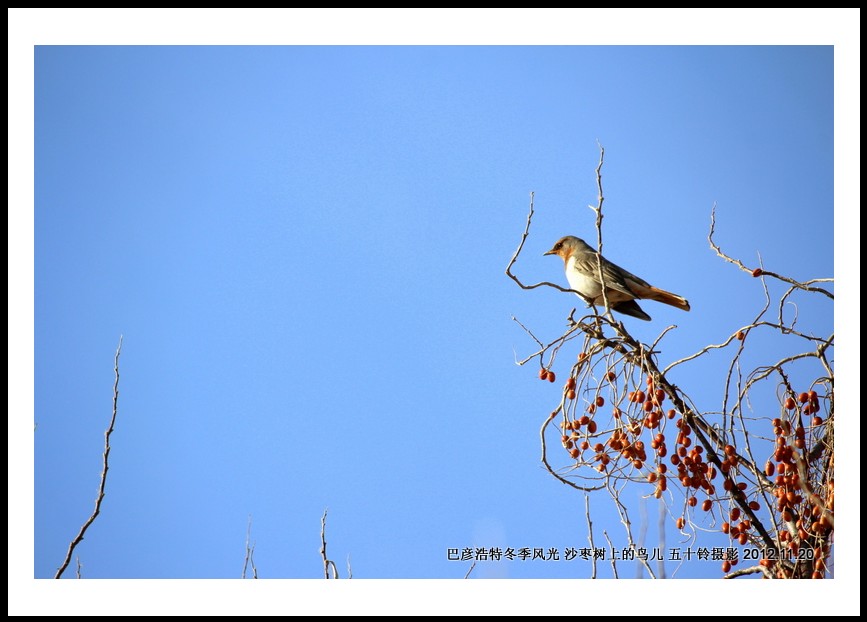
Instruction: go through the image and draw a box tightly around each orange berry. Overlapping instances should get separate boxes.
[595,396,605,407]
[587,403,596,414]
[566,389,576,400]
[587,421,597,434]
[676,516,685,530]
[784,397,796,410]
[566,377,577,390]
[702,499,713,512]
[751,267,763,277]
[765,462,774,477]
[735,330,745,341]
[569,448,580,459]
[721,522,730,534]
[722,560,731,573]
[688,496,697,507]
[547,371,556,383]
[812,416,823,426]
[539,368,548,380]
[798,392,809,404]
[606,371,616,382]
[738,532,749,545]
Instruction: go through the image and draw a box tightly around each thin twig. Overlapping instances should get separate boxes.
[607,483,656,579]
[657,499,667,579]
[464,561,477,579]
[243,515,258,579]
[320,509,338,579]
[590,142,615,323]
[585,495,596,579]
[602,531,618,579]
[55,336,123,579]
[505,192,587,296]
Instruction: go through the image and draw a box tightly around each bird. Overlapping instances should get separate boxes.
[544,235,690,321]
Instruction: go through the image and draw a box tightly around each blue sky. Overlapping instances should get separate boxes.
[13,8,859,616]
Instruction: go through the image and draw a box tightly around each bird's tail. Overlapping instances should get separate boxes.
[612,300,652,321]
[643,286,691,312]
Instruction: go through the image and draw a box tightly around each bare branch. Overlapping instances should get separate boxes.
[55,336,123,579]
[607,482,656,579]
[708,205,833,299]
[602,531,618,579]
[243,515,258,579]
[320,509,338,579]
[585,495,596,579]
[590,142,615,323]
[463,561,477,579]
[505,192,595,298]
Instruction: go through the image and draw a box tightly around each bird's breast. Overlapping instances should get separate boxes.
[566,256,603,298]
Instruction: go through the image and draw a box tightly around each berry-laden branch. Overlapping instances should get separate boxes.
[55,336,124,579]
[506,153,833,579]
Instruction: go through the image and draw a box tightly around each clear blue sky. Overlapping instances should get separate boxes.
[13,8,859,616]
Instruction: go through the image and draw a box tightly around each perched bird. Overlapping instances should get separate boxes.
[544,235,690,321]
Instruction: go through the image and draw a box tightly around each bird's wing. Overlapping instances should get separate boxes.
[571,254,646,297]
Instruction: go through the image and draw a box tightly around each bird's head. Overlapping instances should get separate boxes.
[544,235,588,262]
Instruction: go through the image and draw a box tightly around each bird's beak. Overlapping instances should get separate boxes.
[543,247,557,256]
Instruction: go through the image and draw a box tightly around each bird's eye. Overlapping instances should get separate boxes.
[555,243,562,249]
